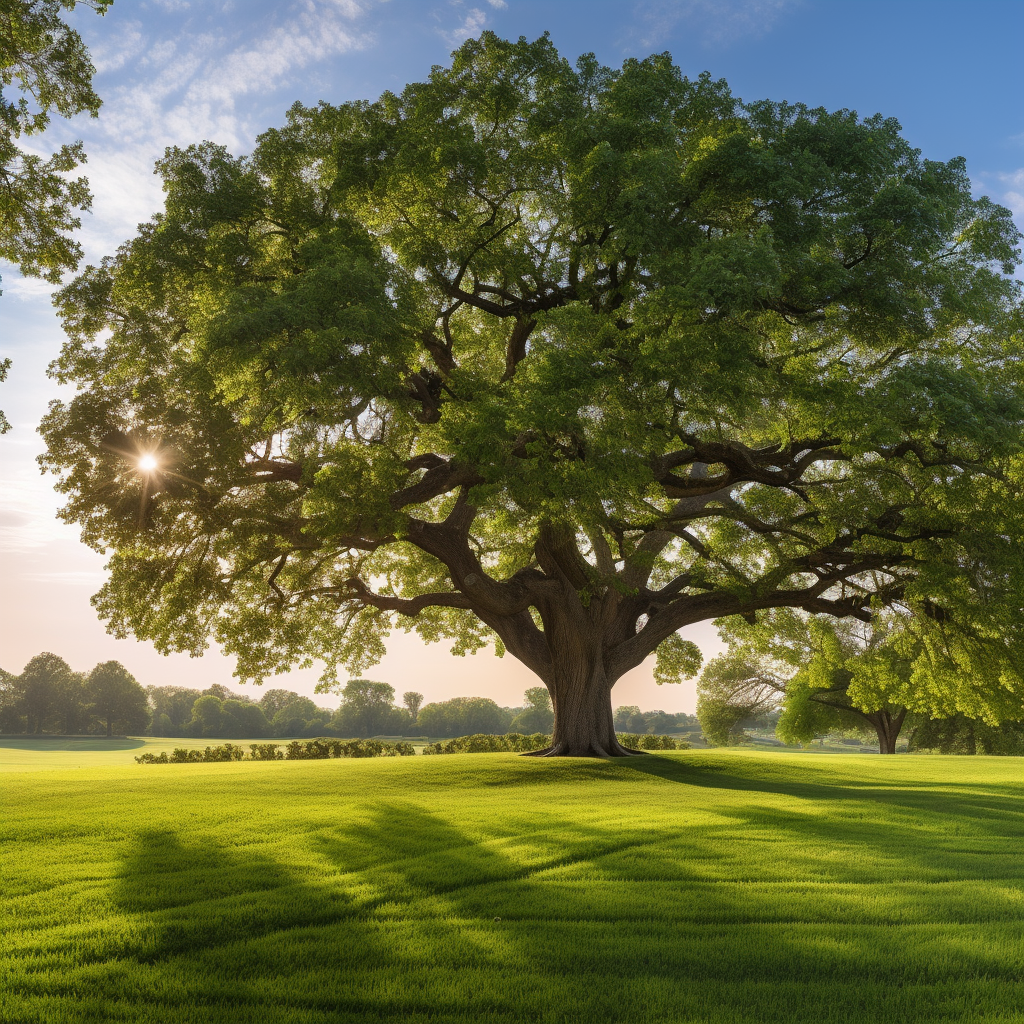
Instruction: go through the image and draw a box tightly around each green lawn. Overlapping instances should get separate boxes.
[4,750,1024,1023]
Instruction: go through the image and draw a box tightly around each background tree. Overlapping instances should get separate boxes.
[613,706,641,733]
[417,697,510,739]
[908,715,1024,755]
[331,679,404,737]
[403,691,424,724]
[696,652,782,746]
[1,0,112,431]
[0,665,22,731]
[258,688,303,721]
[146,685,199,735]
[699,614,928,753]
[85,660,148,736]
[51,669,86,733]
[202,683,235,701]
[270,693,330,735]
[11,652,72,732]
[40,33,1024,756]
[221,698,270,738]
[184,693,225,738]
[511,686,554,734]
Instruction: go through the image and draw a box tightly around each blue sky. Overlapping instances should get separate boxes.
[1,0,1021,710]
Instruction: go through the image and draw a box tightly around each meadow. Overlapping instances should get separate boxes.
[4,749,1024,1023]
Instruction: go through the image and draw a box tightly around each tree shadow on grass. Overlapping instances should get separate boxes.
[615,753,1024,826]
[94,780,1024,1023]
[0,736,146,751]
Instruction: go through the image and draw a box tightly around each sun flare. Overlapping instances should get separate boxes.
[138,453,159,472]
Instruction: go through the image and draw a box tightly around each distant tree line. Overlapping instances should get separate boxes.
[0,654,148,736]
[1,656,701,743]
[4,651,1019,753]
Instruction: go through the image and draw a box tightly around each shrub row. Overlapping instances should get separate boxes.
[618,734,691,750]
[133,733,688,763]
[280,738,416,759]
[135,738,416,763]
[422,732,551,755]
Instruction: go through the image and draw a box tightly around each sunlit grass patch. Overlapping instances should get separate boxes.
[4,751,1024,1022]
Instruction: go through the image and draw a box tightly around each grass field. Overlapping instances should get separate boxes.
[4,750,1024,1023]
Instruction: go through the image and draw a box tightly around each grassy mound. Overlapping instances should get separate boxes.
[5,750,1024,1023]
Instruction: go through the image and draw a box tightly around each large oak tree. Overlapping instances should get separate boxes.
[40,34,1024,756]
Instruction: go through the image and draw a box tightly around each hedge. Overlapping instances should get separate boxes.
[421,732,551,754]
[135,738,416,763]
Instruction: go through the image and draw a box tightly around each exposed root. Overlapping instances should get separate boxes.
[522,741,648,758]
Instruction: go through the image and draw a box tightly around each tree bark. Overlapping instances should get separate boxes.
[522,621,644,758]
[867,709,906,754]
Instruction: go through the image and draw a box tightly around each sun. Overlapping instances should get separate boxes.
[138,453,159,473]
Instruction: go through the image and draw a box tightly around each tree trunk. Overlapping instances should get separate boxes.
[868,709,907,754]
[106,717,112,738]
[524,639,643,758]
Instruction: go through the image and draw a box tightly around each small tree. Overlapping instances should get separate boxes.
[40,33,1024,756]
[222,699,270,738]
[85,661,148,737]
[403,691,424,724]
[511,686,555,734]
[699,613,932,753]
[259,688,304,720]
[147,685,201,735]
[184,694,223,737]
[417,697,510,738]
[52,670,87,734]
[332,679,398,737]
[696,653,782,746]
[0,667,21,731]
[13,653,73,733]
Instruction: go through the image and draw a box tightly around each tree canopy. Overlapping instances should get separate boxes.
[1,0,111,432]
[40,33,1024,756]
[0,0,110,283]
[697,614,922,752]
[85,659,148,736]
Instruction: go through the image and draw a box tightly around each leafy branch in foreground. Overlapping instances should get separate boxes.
[1,0,113,427]
[40,33,1024,756]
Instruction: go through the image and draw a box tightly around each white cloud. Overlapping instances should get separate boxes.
[634,0,802,49]
[90,20,146,74]
[994,168,1024,219]
[487,0,507,8]
[440,6,488,47]
[975,168,1024,227]
[67,1,376,257]
[0,277,58,301]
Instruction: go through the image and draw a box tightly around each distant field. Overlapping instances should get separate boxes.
[5,750,1024,1023]
[0,735,431,770]
[0,734,877,772]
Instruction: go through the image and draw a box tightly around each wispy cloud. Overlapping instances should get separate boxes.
[66,1,375,257]
[633,0,802,49]
[438,3,492,47]
[0,276,57,301]
[994,168,1024,220]
[976,168,1024,224]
